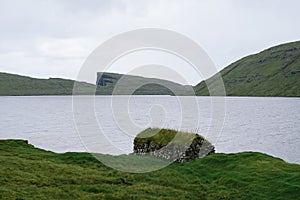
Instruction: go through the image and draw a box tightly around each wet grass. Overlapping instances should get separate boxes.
[0,140,299,199]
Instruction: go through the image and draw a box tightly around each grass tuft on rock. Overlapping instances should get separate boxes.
[134,128,203,147]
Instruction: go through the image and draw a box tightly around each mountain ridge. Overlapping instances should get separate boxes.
[96,72,193,95]
[1,40,300,96]
[0,71,193,96]
[194,40,300,96]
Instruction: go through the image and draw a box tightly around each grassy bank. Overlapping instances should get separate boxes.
[0,140,299,199]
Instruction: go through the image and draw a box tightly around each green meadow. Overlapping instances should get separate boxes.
[1,140,299,199]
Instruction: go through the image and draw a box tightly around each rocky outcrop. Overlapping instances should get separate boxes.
[97,73,116,86]
[133,128,215,163]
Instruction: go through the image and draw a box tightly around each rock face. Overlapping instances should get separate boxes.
[133,128,215,163]
[97,73,116,86]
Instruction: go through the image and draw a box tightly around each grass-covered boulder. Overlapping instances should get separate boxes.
[133,128,215,162]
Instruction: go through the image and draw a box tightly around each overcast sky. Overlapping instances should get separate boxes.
[0,0,299,85]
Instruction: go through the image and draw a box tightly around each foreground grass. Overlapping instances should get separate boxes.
[0,140,299,199]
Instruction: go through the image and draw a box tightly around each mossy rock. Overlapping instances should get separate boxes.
[133,128,215,162]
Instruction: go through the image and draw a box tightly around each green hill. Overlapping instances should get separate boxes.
[0,72,192,96]
[0,72,95,96]
[96,72,193,95]
[194,41,300,96]
[0,139,299,199]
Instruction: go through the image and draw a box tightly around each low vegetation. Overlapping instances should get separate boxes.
[1,139,299,199]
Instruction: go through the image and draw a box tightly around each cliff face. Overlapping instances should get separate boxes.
[133,128,215,163]
[96,72,194,95]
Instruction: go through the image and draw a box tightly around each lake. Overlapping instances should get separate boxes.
[0,96,299,164]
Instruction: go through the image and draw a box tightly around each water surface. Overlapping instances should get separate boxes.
[0,96,299,164]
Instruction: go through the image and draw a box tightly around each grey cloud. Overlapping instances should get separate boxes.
[0,0,299,83]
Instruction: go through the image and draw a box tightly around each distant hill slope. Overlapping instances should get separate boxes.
[194,41,300,96]
[96,72,193,95]
[0,72,192,96]
[0,72,95,96]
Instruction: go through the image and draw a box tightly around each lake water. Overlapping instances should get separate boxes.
[0,96,299,164]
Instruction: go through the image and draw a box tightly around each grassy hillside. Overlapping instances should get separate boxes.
[0,72,193,96]
[96,72,193,95]
[1,139,299,199]
[0,72,95,96]
[194,41,300,96]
